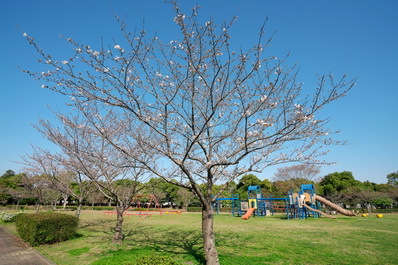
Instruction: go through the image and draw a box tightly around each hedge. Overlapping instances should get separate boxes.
[55,206,115,211]
[15,212,78,246]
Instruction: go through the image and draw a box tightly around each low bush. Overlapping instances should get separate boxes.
[0,211,23,222]
[15,212,78,246]
[186,207,202,212]
[55,206,77,210]
[91,206,115,211]
[371,208,398,213]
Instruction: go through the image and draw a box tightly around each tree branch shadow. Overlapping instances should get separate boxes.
[133,227,206,264]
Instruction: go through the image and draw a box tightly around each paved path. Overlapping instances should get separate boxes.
[0,225,55,265]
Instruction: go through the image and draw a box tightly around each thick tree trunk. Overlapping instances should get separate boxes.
[202,203,220,265]
[112,204,124,244]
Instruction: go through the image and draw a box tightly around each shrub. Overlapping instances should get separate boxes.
[0,211,23,222]
[15,212,78,246]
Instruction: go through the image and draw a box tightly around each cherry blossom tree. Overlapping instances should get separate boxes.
[23,146,96,218]
[26,110,149,243]
[23,2,355,263]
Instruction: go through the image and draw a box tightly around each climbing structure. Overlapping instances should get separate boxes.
[287,184,321,219]
[240,185,273,219]
[214,194,240,216]
[287,184,355,219]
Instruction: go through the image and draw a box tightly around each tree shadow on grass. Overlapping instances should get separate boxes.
[79,218,115,230]
[132,227,206,264]
[129,227,244,264]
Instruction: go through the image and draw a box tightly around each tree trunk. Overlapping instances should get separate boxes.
[15,200,20,211]
[35,202,40,213]
[112,204,124,244]
[76,198,83,218]
[366,203,372,213]
[202,203,220,265]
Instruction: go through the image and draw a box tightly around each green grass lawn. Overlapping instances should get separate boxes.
[2,211,398,264]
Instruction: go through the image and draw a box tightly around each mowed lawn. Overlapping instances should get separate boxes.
[3,210,398,264]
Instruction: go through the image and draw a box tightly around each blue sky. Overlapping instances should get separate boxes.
[1,0,397,183]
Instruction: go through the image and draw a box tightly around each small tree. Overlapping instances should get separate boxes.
[28,110,149,243]
[23,2,355,263]
[176,187,195,210]
[387,171,398,187]
[372,194,393,209]
[23,146,96,218]
[0,171,27,208]
[21,174,60,213]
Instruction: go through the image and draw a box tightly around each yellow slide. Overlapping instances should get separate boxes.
[241,207,255,220]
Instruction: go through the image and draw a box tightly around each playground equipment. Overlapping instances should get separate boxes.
[217,184,355,220]
[287,184,356,219]
[126,194,163,217]
[214,194,240,216]
[240,186,289,219]
[125,195,183,218]
[241,207,255,220]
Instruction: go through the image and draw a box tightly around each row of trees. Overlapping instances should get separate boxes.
[0,170,196,212]
[2,168,397,213]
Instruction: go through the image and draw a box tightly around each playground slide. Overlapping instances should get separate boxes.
[241,207,255,220]
[302,204,336,219]
[314,195,356,216]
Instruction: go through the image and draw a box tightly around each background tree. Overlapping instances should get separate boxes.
[0,171,28,208]
[274,164,321,182]
[319,171,362,198]
[235,174,272,199]
[87,186,108,209]
[371,193,393,209]
[24,2,355,263]
[387,171,398,187]
[21,174,60,213]
[176,187,196,210]
[23,146,97,217]
[146,178,180,206]
[271,178,315,197]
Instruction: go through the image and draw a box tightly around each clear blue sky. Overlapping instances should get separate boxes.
[1,0,397,183]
